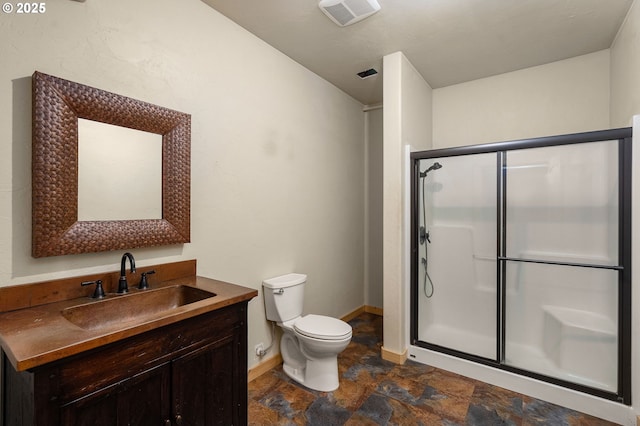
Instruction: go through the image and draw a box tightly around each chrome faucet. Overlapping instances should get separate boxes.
[117,252,136,294]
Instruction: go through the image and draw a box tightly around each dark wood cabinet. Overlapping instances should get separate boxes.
[2,302,249,426]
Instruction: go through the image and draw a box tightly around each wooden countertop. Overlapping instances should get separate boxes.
[0,272,257,372]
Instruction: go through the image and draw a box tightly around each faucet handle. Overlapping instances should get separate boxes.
[138,270,156,290]
[81,279,106,299]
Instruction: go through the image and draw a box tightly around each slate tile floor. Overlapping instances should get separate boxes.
[248,313,618,425]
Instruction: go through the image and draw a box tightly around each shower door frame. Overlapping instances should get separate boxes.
[409,127,632,405]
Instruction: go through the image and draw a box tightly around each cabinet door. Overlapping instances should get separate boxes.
[60,363,171,426]
[172,334,238,426]
[117,364,171,425]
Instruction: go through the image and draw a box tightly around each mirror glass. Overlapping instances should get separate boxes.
[77,119,162,221]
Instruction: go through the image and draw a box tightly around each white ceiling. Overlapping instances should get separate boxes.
[201,0,633,105]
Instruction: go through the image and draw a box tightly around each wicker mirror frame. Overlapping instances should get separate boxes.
[32,71,191,257]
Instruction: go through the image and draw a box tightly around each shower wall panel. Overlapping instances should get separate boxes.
[505,141,619,266]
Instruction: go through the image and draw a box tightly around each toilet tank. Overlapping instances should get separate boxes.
[262,273,306,322]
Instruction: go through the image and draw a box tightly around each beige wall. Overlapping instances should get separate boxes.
[611,0,640,127]
[365,107,383,309]
[382,52,432,358]
[433,50,611,148]
[0,0,364,369]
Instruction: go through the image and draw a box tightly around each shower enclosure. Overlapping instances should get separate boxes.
[410,128,632,404]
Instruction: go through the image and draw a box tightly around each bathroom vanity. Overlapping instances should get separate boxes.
[0,260,257,425]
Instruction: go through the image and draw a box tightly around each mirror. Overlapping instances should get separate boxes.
[32,71,191,258]
[77,119,162,221]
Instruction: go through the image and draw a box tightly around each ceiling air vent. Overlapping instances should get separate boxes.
[357,68,378,79]
[319,0,381,27]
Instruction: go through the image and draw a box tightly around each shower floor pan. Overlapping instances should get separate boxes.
[420,323,616,393]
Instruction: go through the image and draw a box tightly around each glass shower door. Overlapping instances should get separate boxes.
[502,140,620,392]
[412,128,631,403]
[416,153,497,360]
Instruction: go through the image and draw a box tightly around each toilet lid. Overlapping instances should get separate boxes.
[294,314,352,340]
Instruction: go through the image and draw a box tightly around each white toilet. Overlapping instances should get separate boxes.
[262,273,352,392]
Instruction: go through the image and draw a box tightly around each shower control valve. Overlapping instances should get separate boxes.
[419,226,431,244]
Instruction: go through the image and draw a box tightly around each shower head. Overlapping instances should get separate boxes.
[419,162,442,178]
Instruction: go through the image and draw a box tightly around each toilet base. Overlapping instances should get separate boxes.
[278,321,350,393]
[283,355,339,392]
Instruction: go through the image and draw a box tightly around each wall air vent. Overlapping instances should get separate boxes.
[319,0,381,27]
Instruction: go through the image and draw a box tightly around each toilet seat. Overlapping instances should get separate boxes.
[294,314,352,341]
